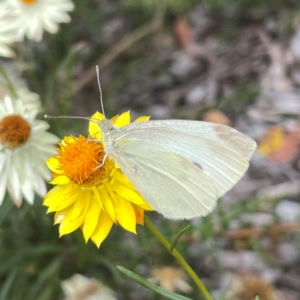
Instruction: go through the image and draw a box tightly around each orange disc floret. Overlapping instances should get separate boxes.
[56,135,114,187]
[21,0,38,4]
[0,115,31,148]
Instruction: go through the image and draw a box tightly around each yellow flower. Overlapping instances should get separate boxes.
[43,111,152,247]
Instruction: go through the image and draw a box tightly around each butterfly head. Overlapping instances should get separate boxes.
[97,118,120,155]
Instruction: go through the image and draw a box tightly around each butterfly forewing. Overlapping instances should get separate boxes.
[115,120,256,159]
[112,120,256,198]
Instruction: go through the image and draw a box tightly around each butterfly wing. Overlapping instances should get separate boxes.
[113,120,256,198]
[112,139,218,219]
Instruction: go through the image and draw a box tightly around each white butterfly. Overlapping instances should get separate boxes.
[98,117,256,220]
[48,67,256,220]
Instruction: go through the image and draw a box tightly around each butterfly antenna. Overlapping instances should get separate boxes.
[96,65,105,118]
[45,115,99,124]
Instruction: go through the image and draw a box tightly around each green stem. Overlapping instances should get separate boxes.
[144,216,213,300]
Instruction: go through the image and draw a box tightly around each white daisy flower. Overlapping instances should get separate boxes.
[5,0,74,41]
[0,5,19,57]
[0,95,59,206]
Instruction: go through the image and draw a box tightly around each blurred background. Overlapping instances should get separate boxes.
[1,0,300,299]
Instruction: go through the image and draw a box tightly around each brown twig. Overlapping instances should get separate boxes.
[72,19,162,95]
[180,223,300,243]
[225,223,300,239]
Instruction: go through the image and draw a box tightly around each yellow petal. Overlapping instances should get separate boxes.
[132,204,145,225]
[111,179,146,206]
[112,194,136,234]
[89,111,104,139]
[61,136,77,144]
[50,175,69,185]
[91,210,114,248]
[54,207,70,224]
[44,184,74,206]
[59,212,84,236]
[138,201,153,210]
[59,189,90,235]
[110,170,152,210]
[46,185,80,212]
[43,185,61,206]
[81,189,91,217]
[114,111,130,127]
[110,169,136,190]
[110,115,119,124]
[98,184,115,222]
[91,186,103,209]
[82,197,101,242]
[46,157,61,173]
[134,116,150,122]
[69,190,91,220]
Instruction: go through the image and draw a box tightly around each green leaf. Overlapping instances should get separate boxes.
[0,199,13,226]
[0,269,18,300]
[117,266,192,300]
[170,225,190,252]
[0,245,62,274]
[28,258,61,299]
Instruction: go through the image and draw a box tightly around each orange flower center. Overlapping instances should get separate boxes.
[21,0,38,4]
[57,136,114,187]
[0,115,31,148]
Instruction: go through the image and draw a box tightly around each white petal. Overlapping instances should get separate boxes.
[31,120,50,132]
[3,95,14,114]
[33,159,52,181]
[0,166,8,205]
[39,132,60,144]
[20,178,34,204]
[7,162,22,204]
[0,46,15,58]
[33,172,47,197]
[28,18,43,41]
[0,152,7,174]
[7,181,22,206]
[43,19,59,34]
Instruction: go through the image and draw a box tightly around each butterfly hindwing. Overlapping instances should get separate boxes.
[113,139,217,219]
